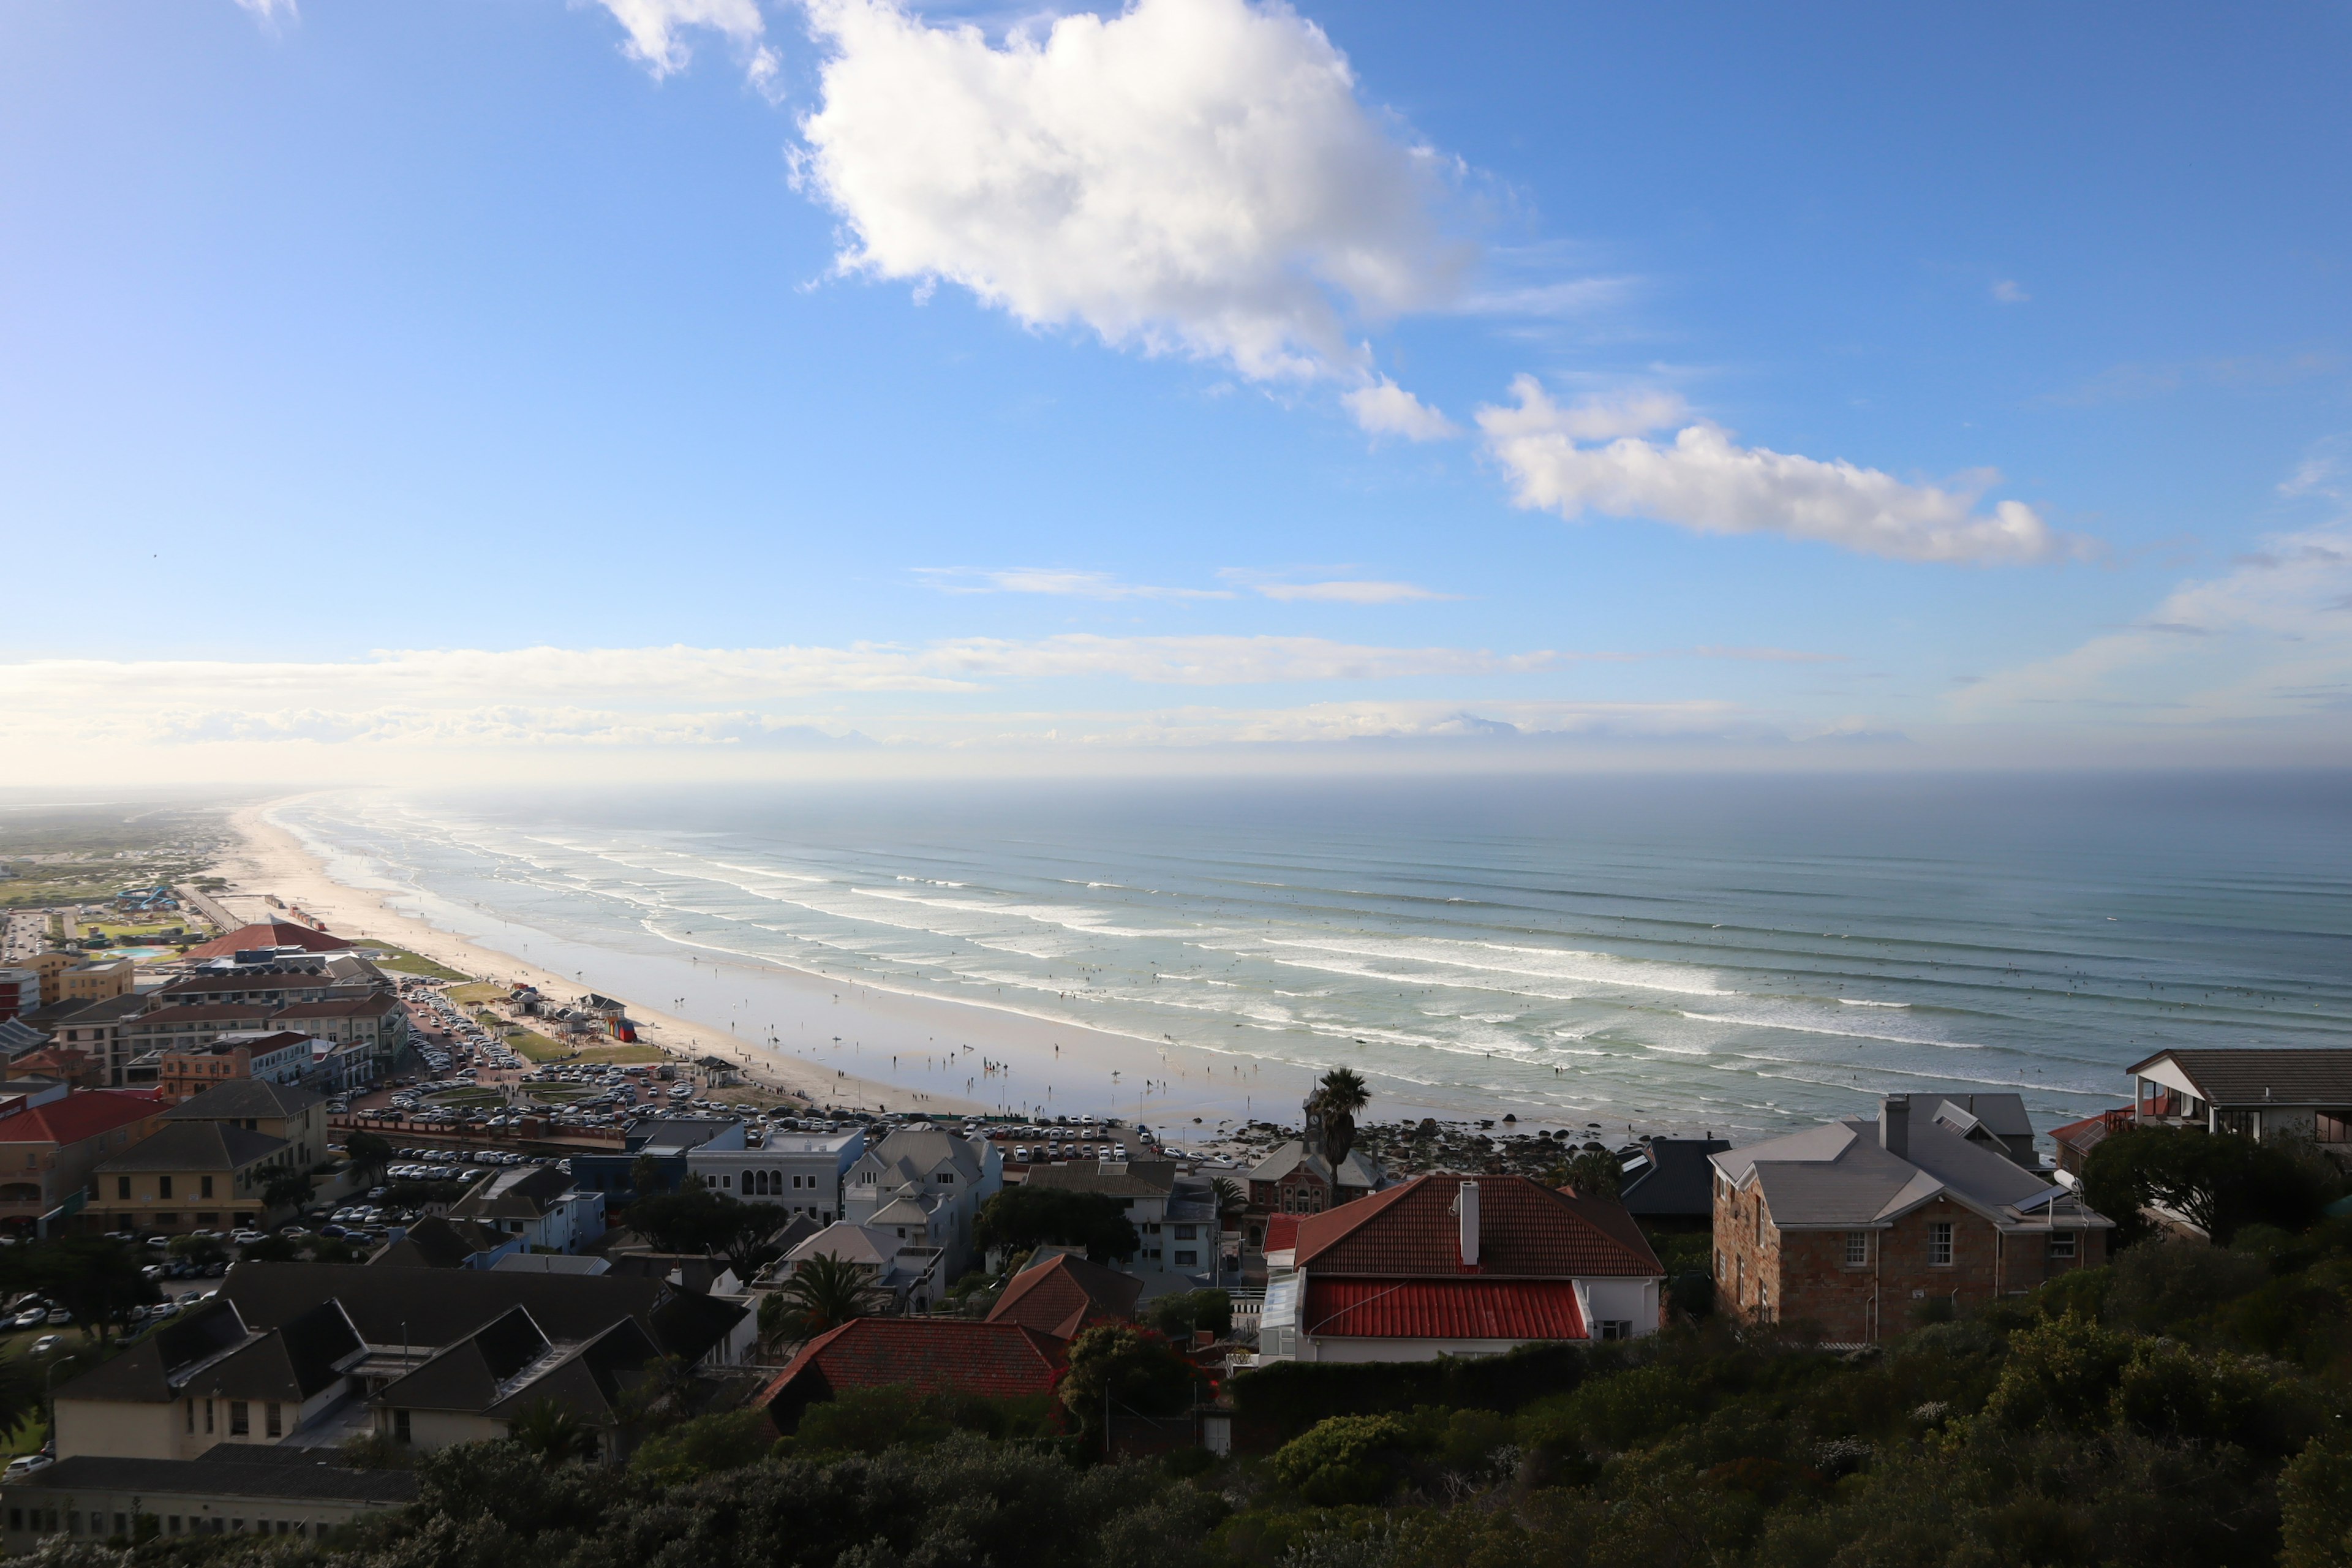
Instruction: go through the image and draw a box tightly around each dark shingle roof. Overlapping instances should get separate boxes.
[986,1251,1144,1338]
[2127,1049,2352,1107]
[376,1306,551,1412]
[51,1301,254,1404]
[369,1215,511,1269]
[10,1455,415,1504]
[1293,1174,1662,1279]
[164,1079,326,1121]
[1615,1138,1730,1220]
[94,1120,288,1174]
[1019,1160,1175,1198]
[184,1302,361,1402]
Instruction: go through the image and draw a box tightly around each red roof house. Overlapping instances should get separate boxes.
[985,1251,1144,1339]
[0,1088,167,1233]
[1259,1173,1664,1365]
[184,923,353,962]
[760,1318,1066,1431]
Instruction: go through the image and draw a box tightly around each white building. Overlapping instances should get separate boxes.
[685,1129,862,1225]
[443,1164,607,1254]
[842,1125,1001,1280]
[1016,1159,1223,1299]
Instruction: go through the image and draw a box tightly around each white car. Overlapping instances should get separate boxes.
[3,1455,53,1479]
[9,1307,43,1329]
[28,1335,61,1357]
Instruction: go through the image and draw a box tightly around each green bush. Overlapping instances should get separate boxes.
[627,1408,777,1485]
[1270,1414,1419,1505]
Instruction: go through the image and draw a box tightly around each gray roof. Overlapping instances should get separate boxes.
[1246,1141,1382,1190]
[4,1455,417,1504]
[786,1222,895,1269]
[1022,1159,1177,1199]
[2128,1049,2352,1107]
[94,1119,288,1174]
[628,1117,744,1156]
[1617,1138,1730,1219]
[163,1078,326,1122]
[447,1163,576,1223]
[1712,1114,2104,1232]
[853,1127,984,1183]
[1926,1093,2034,1140]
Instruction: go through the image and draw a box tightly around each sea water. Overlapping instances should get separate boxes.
[270,772,2352,1142]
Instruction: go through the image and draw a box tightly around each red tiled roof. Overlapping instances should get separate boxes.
[0,1089,164,1148]
[2051,1109,2131,1154]
[1302,1278,1586,1341]
[759,1319,1066,1422]
[184,923,353,961]
[1261,1215,1301,1254]
[986,1252,1144,1339]
[1292,1173,1660,1279]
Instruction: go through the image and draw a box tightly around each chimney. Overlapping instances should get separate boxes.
[1455,1180,1480,1268]
[1880,1095,1910,1159]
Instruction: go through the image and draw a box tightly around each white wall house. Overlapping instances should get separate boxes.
[842,1126,1001,1280]
[686,1130,862,1225]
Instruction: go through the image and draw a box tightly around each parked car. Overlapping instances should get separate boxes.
[4,1455,53,1479]
[42,1308,69,1326]
[28,1335,61,1357]
[10,1307,45,1329]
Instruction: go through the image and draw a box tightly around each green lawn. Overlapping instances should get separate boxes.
[447,982,510,1005]
[366,944,472,982]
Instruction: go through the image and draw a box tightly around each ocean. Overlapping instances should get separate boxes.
[269,772,2352,1144]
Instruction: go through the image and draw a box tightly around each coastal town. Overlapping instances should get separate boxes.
[0,852,2344,1559]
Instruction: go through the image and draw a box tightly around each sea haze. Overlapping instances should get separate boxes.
[271,773,2352,1144]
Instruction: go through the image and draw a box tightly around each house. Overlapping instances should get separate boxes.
[0,1452,418,1551]
[85,1120,300,1236]
[685,1128,862,1224]
[843,1125,1002,1279]
[368,1214,521,1270]
[766,1221,946,1312]
[161,1079,328,1171]
[2124,1048,2352,1145]
[0,1086,167,1235]
[1709,1094,2112,1343]
[1257,1173,1663,1365]
[183,924,353,963]
[1019,1159,1221,1296]
[15,994,148,1087]
[1243,1136,1384,1245]
[985,1250,1143,1339]
[443,1163,606,1254]
[0,970,39,1023]
[152,1030,314,1103]
[1614,1137,1731,1232]
[50,1261,752,1463]
[760,1319,1066,1433]
[571,1117,747,1204]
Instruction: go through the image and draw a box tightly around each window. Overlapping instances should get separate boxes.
[1844,1231,1869,1268]
[1754,1203,1765,1247]
[1929,1222,1954,1267]
[230,1401,249,1436]
[67,1513,79,1536]
[186,1400,195,1433]
[1175,1250,1198,1265]
[116,1176,130,1200]
[2216,1109,2258,1138]
[115,1514,127,1539]
[2048,1232,2078,1261]
[1596,1320,1633,1341]
[393,1409,412,1444]
[200,1176,214,1199]
[9,1509,21,1532]
[205,1399,214,1434]
[2320,1110,2352,1144]
[1175,1224,1197,1240]
[168,1519,181,1536]
[266,1402,282,1438]
[159,1175,173,1199]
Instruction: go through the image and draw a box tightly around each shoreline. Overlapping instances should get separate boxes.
[219,799,1300,1139]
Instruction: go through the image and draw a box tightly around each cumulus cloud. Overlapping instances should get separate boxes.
[1341,379,1459,440]
[1476,376,2086,565]
[914,567,1232,600]
[591,0,779,88]
[791,0,1468,393]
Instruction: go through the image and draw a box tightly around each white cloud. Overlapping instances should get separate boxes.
[233,0,298,22]
[590,0,778,86]
[1991,279,2030,304]
[914,567,1232,600]
[791,0,1468,391]
[1341,379,1459,441]
[1476,376,2085,565]
[1956,523,2352,720]
[2280,435,2347,500]
[1253,579,1457,604]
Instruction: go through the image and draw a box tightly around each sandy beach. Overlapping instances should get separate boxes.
[217,799,1298,1142]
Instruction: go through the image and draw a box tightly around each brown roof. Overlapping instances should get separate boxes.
[184,923,353,961]
[1292,1173,1661,1280]
[760,1319,1065,1430]
[270,995,398,1020]
[986,1251,1144,1338]
[2127,1049,2352,1107]
[136,1004,273,1028]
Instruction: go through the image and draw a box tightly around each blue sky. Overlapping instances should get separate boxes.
[2,0,2347,778]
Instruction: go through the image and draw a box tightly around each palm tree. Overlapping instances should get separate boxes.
[760,1254,888,1346]
[508,1396,597,1462]
[1209,1177,1245,1227]
[1310,1068,1370,1164]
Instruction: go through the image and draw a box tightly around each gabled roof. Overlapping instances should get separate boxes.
[182,1301,362,1403]
[163,1078,325,1122]
[375,1306,550,1412]
[447,1163,576,1223]
[852,1128,982,1182]
[369,1215,511,1268]
[1303,1278,1586,1341]
[785,1222,895,1270]
[1020,1159,1175,1199]
[94,1119,288,1174]
[1615,1138,1730,1219]
[0,1088,162,1147]
[759,1318,1065,1427]
[986,1251,1144,1338]
[1291,1174,1661,1279]
[482,1317,659,1423]
[185,923,353,961]
[52,1300,254,1404]
[1248,1141,1382,1189]
[2127,1048,2352,1107]
[1712,1114,2100,1231]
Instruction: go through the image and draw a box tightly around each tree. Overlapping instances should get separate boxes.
[2083,1123,2331,1245]
[1058,1323,1196,1438]
[627,1184,778,1278]
[761,1254,887,1345]
[508,1397,597,1462]
[630,1152,665,1201]
[345,1130,394,1183]
[1564,1148,1621,1200]
[1209,1177,1244,1223]
[1147,1288,1233,1341]
[263,1171,315,1213]
[1308,1068,1370,1164]
[974,1186,1138,1265]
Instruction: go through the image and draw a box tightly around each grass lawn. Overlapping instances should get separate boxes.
[422,1088,503,1110]
[366,944,472,982]
[447,982,510,1005]
[567,1043,668,1065]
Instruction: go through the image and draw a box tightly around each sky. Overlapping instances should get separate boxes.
[1,0,2348,780]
